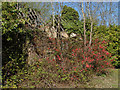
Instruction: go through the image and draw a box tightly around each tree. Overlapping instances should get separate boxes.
[81,2,86,49]
[2,2,33,83]
[87,2,93,46]
[61,5,80,36]
[51,2,55,28]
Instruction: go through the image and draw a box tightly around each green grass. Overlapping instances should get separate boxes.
[85,69,118,88]
[17,69,118,88]
[2,61,119,88]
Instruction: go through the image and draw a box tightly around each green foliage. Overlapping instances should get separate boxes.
[61,5,81,35]
[61,6,96,38]
[2,2,34,85]
[2,2,119,88]
[2,2,26,35]
[94,25,120,68]
[61,5,79,21]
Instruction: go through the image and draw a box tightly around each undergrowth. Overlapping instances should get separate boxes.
[2,39,114,88]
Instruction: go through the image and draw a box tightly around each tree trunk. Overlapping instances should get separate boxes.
[87,2,93,47]
[81,2,86,50]
[51,2,55,28]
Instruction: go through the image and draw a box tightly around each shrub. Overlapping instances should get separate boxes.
[2,2,33,85]
[42,38,113,83]
[94,25,119,68]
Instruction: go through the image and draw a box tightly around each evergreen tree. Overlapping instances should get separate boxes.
[61,5,81,36]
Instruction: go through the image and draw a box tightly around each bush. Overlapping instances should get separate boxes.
[2,2,33,85]
[38,38,113,83]
[94,25,119,68]
[2,37,114,88]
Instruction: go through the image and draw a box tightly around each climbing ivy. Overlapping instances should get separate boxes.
[2,2,33,85]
